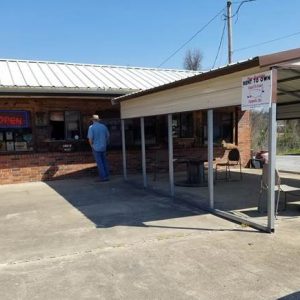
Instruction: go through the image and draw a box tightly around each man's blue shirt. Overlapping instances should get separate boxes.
[87,122,110,152]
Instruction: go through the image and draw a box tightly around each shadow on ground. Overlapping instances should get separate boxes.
[45,175,256,233]
[45,176,201,228]
[278,291,300,300]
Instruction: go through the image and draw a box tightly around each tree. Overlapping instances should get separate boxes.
[183,49,203,71]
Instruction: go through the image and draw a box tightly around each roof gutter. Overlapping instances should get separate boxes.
[0,86,140,97]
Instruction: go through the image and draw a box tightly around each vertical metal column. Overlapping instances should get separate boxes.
[167,114,175,197]
[121,119,127,181]
[267,103,276,231]
[208,109,214,209]
[140,117,147,188]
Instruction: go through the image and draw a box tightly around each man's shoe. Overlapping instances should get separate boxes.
[94,178,109,182]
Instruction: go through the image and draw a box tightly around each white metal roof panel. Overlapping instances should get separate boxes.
[7,62,27,86]
[38,62,64,87]
[98,67,130,89]
[48,64,76,87]
[29,63,52,86]
[57,64,86,87]
[18,62,39,86]
[84,66,110,89]
[132,69,162,87]
[114,68,150,89]
[0,61,14,86]
[0,59,200,94]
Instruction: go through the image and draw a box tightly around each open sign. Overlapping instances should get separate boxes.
[0,110,30,128]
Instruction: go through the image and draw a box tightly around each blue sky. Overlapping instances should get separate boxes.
[0,0,299,70]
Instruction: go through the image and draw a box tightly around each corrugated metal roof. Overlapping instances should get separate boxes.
[0,59,200,94]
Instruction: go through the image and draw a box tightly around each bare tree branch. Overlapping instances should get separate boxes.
[183,49,203,71]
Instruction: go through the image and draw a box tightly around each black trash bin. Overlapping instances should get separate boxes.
[251,158,263,169]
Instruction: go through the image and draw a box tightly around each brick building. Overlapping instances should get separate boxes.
[4,50,296,185]
[0,60,198,184]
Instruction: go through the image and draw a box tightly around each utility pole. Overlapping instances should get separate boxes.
[227,0,233,64]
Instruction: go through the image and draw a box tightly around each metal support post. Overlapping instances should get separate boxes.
[140,117,147,188]
[121,119,127,180]
[167,114,175,197]
[208,109,214,209]
[267,103,276,231]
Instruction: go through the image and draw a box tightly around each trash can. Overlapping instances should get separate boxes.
[251,158,263,169]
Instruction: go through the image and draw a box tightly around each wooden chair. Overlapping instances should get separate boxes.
[215,148,242,181]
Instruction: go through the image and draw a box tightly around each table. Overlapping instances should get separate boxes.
[175,158,207,187]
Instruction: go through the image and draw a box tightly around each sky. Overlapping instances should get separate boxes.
[0,0,299,70]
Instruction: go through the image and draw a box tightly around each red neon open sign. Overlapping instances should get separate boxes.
[0,111,30,128]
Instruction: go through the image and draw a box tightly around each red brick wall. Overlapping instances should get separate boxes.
[0,151,93,184]
[0,150,124,184]
[0,146,240,185]
[237,108,251,166]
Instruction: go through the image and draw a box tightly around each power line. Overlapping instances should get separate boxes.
[158,7,225,68]
[230,0,256,20]
[234,31,300,52]
[212,19,227,69]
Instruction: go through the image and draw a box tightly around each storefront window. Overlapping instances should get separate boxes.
[202,111,234,145]
[124,117,158,148]
[104,119,122,148]
[213,112,233,143]
[0,110,33,152]
[173,112,194,138]
[50,111,81,140]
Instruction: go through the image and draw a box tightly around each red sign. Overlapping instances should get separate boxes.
[0,111,30,128]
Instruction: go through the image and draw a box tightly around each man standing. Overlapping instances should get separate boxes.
[88,115,110,182]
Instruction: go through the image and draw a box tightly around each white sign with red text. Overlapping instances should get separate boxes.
[242,70,272,111]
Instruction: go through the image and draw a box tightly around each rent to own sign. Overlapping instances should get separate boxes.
[241,70,272,111]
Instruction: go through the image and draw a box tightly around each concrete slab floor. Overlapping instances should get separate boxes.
[0,177,299,300]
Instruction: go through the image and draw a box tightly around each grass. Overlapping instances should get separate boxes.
[277,148,300,155]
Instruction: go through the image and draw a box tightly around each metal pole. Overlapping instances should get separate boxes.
[167,114,175,197]
[267,102,276,231]
[121,119,127,180]
[227,0,233,64]
[140,117,147,188]
[208,109,214,209]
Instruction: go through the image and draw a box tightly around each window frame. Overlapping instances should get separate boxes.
[49,110,82,141]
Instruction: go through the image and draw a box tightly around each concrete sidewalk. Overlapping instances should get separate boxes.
[0,177,299,299]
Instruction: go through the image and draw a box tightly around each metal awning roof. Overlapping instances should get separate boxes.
[112,57,259,104]
[113,48,300,105]
[0,59,200,95]
[277,63,300,119]
[277,64,300,104]
[114,48,300,120]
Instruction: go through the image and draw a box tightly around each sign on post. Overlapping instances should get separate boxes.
[242,70,272,111]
